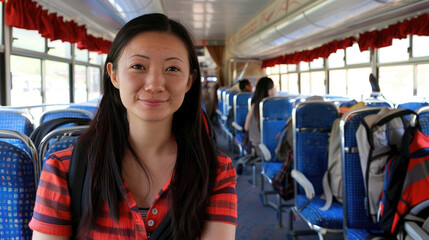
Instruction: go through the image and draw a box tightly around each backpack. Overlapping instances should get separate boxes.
[271,117,294,201]
[320,102,366,210]
[321,118,342,210]
[356,107,416,223]
[377,125,429,236]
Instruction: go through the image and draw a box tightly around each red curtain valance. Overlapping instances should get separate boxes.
[262,13,429,68]
[5,0,112,54]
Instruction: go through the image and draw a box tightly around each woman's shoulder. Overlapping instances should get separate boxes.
[214,151,236,187]
[44,147,74,173]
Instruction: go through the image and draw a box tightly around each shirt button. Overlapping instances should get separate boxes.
[148,220,154,227]
[152,208,158,214]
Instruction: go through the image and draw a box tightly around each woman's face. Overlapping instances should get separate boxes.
[107,32,194,124]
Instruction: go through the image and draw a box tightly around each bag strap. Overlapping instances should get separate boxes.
[149,212,173,240]
[68,139,89,238]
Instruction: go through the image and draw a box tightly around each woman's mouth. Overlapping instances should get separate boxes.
[140,99,167,106]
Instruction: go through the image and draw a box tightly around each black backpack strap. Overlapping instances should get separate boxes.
[149,212,173,240]
[68,140,89,238]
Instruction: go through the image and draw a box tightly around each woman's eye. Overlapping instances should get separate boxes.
[131,64,145,70]
[166,66,180,72]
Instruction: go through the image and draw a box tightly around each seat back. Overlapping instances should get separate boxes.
[0,109,34,135]
[38,126,89,174]
[417,106,429,135]
[397,102,429,111]
[341,108,382,230]
[0,140,37,239]
[0,109,35,154]
[0,129,38,239]
[68,104,98,115]
[39,108,93,128]
[364,98,394,108]
[293,101,338,195]
[216,87,229,121]
[259,97,293,162]
[233,92,252,143]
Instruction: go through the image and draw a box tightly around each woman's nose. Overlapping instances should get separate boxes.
[144,68,166,92]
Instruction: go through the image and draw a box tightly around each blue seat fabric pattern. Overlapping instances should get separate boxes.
[296,195,343,229]
[0,142,36,240]
[343,111,380,233]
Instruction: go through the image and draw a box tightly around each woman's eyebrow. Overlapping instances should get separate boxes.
[165,57,184,63]
[129,54,150,59]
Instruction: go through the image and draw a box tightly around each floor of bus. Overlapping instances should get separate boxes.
[213,121,343,240]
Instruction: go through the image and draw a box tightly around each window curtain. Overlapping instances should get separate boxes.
[206,45,225,86]
[262,13,429,68]
[5,0,112,53]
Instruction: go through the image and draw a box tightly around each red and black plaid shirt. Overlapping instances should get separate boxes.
[29,148,237,239]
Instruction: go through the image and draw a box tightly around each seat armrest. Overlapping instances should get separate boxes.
[232,122,243,131]
[404,221,429,240]
[258,143,271,161]
[291,169,315,200]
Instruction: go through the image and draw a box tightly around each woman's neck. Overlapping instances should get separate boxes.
[127,116,176,164]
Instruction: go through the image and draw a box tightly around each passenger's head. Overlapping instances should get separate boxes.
[239,79,253,92]
[101,13,201,128]
[252,77,276,103]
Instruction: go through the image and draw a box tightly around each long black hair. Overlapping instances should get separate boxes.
[251,77,274,119]
[77,13,218,239]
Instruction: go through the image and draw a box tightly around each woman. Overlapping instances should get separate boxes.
[244,77,277,156]
[30,13,237,239]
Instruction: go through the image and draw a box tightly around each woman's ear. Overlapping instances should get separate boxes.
[107,62,119,89]
[186,70,197,91]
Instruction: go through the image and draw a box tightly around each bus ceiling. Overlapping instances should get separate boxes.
[52,0,429,59]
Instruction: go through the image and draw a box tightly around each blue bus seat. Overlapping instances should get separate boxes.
[68,104,99,115]
[38,126,89,174]
[341,108,383,239]
[364,98,394,108]
[417,106,429,135]
[397,101,429,111]
[0,109,35,155]
[0,130,38,239]
[290,101,342,238]
[258,97,293,219]
[232,92,252,146]
[39,108,93,128]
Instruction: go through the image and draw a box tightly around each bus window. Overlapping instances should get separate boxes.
[347,68,371,100]
[10,55,42,106]
[45,60,70,104]
[75,46,89,62]
[288,73,299,94]
[12,27,45,52]
[311,71,325,95]
[89,51,103,65]
[88,67,101,100]
[416,64,429,97]
[75,65,88,103]
[299,62,309,71]
[280,74,288,92]
[412,36,429,58]
[310,58,324,70]
[328,49,345,68]
[346,43,370,65]
[300,72,310,94]
[329,69,346,97]
[379,65,413,101]
[47,39,72,59]
[378,37,409,63]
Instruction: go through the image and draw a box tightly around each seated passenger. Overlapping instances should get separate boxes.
[244,77,277,156]
[30,13,237,240]
[227,79,254,130]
